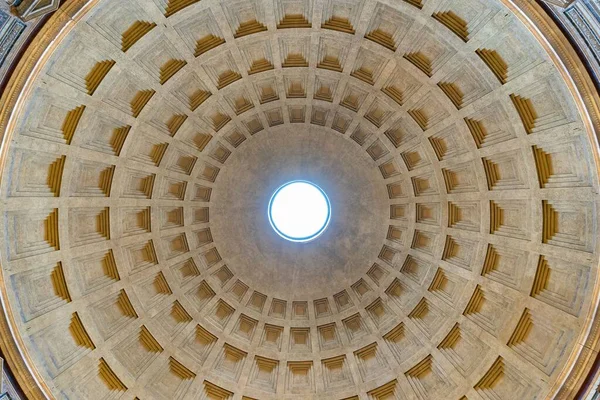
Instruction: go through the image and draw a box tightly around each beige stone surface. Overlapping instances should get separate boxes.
[0,0,599,399]
[212,127,389,299]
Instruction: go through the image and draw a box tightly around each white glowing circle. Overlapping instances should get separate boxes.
[268,181,331,243]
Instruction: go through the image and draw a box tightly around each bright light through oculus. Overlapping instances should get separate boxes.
[268,181,331,243]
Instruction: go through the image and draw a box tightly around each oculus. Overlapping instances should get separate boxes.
[268,180,331,243]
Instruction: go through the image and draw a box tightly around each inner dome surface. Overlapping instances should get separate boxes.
[0,0,599,399]
[211,128,388,299]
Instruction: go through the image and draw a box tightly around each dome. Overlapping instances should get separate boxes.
[0,0,599,399]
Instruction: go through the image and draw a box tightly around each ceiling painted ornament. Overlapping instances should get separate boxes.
[6,0,60,21]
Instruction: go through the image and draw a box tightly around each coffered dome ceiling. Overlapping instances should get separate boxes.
[0,0,600,399]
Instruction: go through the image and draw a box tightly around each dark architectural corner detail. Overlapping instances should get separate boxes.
[0,2,49,93]
[5,0,59,21]
[542,0,600,88]
[543,0,577,7]
[0,9,25,66]
[0,354,24,400]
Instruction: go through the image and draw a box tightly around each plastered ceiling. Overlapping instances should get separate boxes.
[0,0,599,399]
